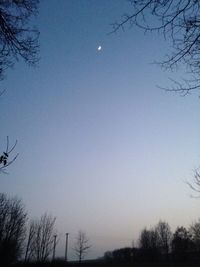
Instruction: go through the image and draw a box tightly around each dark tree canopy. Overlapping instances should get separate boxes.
[0,0,39,80]
[113,0,200,95]
[0,193,27,265]
[171,226,193,259]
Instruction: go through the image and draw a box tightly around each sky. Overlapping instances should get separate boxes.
[1,0,200,261]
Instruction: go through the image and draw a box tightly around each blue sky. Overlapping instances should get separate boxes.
[0,0,200,260]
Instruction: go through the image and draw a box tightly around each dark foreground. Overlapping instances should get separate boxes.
[12,261,200,267]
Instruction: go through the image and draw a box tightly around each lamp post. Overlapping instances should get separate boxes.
[65,233,69,262]
[52,234,57,261]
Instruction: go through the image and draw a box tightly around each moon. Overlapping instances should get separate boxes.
[97,46,102,51]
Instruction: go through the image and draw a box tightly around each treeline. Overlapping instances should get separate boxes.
[104,220,200,263]
[2,192,200,266]
[0,193,56,266]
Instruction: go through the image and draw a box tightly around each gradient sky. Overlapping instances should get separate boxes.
[1,0,200,260]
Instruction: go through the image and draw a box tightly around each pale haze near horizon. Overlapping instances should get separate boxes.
[0,0,200,260]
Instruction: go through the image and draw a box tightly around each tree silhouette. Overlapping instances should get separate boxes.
[74,230,91,263]
[112,247,133,263]
[0,0,39,80]
[0,0,39,172]
[138,227,160,260]
[187,169,200,197]
[113,0,200,94]
[171,226,193,260]
[138,221,172,261]
[189,219,200,253]
[0,193,27,266]
[25,213,56,263]
[24,219,37,262]
[0,137,18,173]
[155,221,172,256]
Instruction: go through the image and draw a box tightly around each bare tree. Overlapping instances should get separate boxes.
[113,0,200,95]
[155,220,172,255]
[0,0,39,173]
[187,169,200,197]
[24,219,37,262]
[74,230,91,263]
[0,136,18,174]
[0,0,39,80]
[27,213,56,262]
[139,227,159,250]
[0,193,27,265]
[138,221,171,260]
[189,219,200,252]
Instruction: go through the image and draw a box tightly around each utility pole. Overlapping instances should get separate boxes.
[52,234,57,261]
[65,233,69,262]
